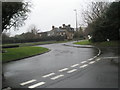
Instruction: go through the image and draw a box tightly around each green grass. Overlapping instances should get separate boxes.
[2,40,70,63]
[94,41,119,47]
[2,46,49,63]
[2,40,69,47]
[74,40,119,47]
[74,40,92,45]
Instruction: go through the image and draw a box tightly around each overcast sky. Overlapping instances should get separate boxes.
[8,0,114,36]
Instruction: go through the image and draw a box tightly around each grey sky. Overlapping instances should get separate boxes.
[8,0,114,36]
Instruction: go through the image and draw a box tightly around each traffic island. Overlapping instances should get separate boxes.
[2,46,50,63]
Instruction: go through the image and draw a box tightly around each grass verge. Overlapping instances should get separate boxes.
[74,40,92,45]
[74,40,119,47]
[2,46,49,63]
[2,41,69,47]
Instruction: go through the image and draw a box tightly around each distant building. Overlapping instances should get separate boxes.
[48,24,74,40]
[38,32,47,37]
[37,24,74,40]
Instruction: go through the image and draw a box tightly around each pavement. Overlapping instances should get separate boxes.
[2,41,119,89]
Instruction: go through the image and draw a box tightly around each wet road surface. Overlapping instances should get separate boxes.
[3,42,118,88]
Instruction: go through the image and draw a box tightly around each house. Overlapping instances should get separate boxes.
[48,24,74,40]
[38,32,47,38]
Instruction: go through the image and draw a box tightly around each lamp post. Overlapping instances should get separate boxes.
[74,9,78,41]
[74,9,78,31]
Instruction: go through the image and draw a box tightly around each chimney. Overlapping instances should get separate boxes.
[52,26,55,30]
[68,24,71,27]
[62,24,66,28]
[59,26,62,29]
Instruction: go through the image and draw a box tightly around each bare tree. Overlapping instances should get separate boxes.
[82,2,110,24]
[27,24,39,34]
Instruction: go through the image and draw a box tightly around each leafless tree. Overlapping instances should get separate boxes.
[82,2,110,24]
[27,24,39,35]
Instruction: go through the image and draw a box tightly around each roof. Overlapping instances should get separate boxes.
[56,29,66,32]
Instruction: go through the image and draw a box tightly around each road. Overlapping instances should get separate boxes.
[3,41,118,88]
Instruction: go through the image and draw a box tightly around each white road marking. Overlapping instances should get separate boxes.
[51,74,64,80]
[80,64,88,68]
[59,68,68,72]
[87,48,101,61]
[81,61,87,64]
[71,64,79,67]
[42,73,55,78]
[103,57,118,59]
[93,56,97,59]
[28,82,45,88]
[88,56,97,61]
[88,58,93,61]
[67,69,77,73]
[96,58,101,61]
[20,79,36,86]
[98,48,101,56]
[89,61,95,64]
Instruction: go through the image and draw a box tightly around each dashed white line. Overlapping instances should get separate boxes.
[51,74,64,80]
[67,69,77,73]
[20,79,36,86]
[89,56,96,60]
[42,73,55,78]
[89,61,95,64]
[81,61,87,64]
[88,58,93,61]
[59,68,68,72]
[28,82,45,88]
[71,64,79,67]
[80,64,88,68]
[96,58,101,61]
[93,56,97,59]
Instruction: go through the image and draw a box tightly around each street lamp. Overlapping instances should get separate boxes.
[74,9,78,31]
[74,9,78,41]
